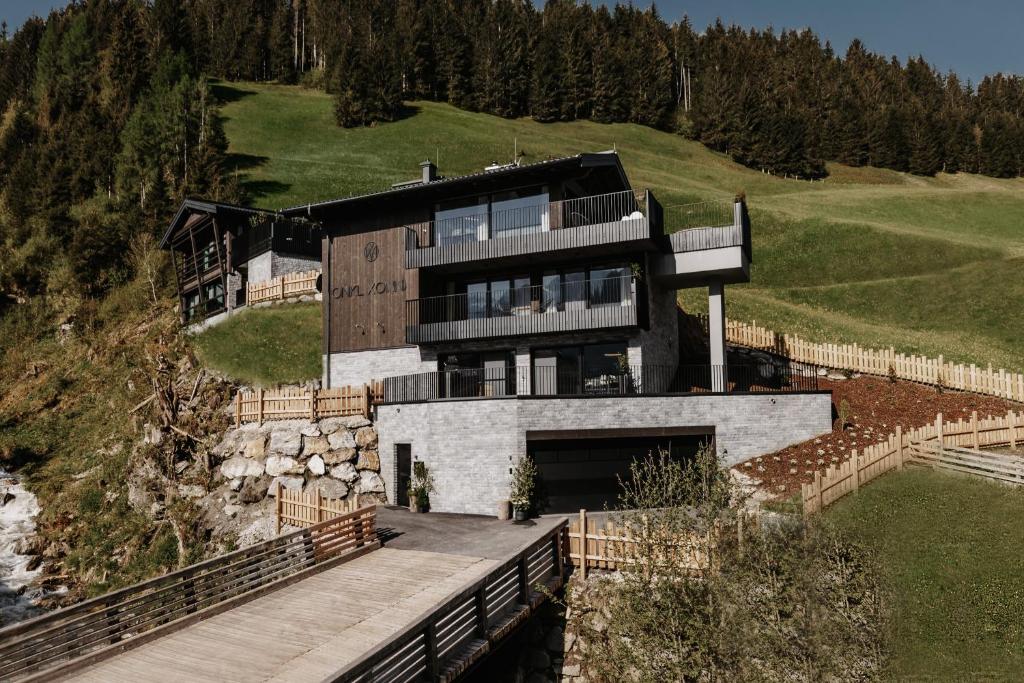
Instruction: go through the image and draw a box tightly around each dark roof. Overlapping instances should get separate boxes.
[159,198,277,249]
[279,151,631,218]
[162,151,632,246]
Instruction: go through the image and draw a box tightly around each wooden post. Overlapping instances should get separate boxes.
[971,411,979,450]
[234,392,241,428]
[852,450,859,493]
[425,624,440,680]
[1011,410,1018,450]
[275,481,283,535]
[257,387,265,425]
[315,487,323,524]
[896,425,904,470]
[474,586,488,636]
[935,413,943,448]
[309,387,318,422]
[813,471,822,514]
[578,509,587,579]
[362,383,372,418]
[518,554,529,604]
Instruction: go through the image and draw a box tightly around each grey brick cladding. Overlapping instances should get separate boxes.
[375,392,832,515]
[245,251,320,284]
[325,347,438,388]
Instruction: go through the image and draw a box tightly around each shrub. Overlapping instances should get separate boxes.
[567,444,889,682]
[509,455,538,513]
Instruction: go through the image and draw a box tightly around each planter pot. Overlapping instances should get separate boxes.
[409,501,426,513]
[513,507,528,522]
[497,499,511,521]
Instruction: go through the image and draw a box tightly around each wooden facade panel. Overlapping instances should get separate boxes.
[326,208,428,353]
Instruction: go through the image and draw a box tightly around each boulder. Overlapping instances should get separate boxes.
[221,456,265,479]
[323,448,357,465]
[302,435,330,456]
[327,430,356,450]
[243,436,267,459]
[268,430,302,456]
[229,478,244,492]
[307,455,326,476]
[309,479,349,499]
[357,471,385,494]
[223,504,243,518]
[239,475,272,504]
[321,416,371,434]
[354,427,378,449]
[329,463,359,483]
[300,423,321,437]
[267,476,303,496]
[265,455,303,477]
[356,450,380,472]
[177,484,206,499]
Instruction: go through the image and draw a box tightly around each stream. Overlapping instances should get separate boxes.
[0,467,46,626]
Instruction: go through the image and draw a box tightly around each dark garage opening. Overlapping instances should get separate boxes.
[528,432,712,514]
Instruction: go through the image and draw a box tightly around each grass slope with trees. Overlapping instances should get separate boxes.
[208,81,1024,385]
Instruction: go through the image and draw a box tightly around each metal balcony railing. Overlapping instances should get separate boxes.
[406,275,637,343]
[404,190,656,268]
[381,362,819,404]
[664,199,752,263]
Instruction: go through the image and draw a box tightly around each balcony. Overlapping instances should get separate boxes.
[404,190,661,270]
[380,363,819,404]
[654,199,752,287]
[406,275,639,344]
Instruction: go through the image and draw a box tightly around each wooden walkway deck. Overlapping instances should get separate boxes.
[61,549,500,683]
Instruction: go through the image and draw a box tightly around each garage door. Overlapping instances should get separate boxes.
[528,434,711,514]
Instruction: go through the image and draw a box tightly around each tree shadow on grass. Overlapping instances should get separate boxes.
[225,153,292,205]
[210,80,258,105]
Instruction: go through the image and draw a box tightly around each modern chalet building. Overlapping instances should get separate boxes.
[161,199,321,326]
[268,152,833,515]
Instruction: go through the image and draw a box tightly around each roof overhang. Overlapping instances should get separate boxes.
[159,199,277,249]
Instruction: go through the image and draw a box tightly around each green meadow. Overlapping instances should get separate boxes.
[214,81,1024,375]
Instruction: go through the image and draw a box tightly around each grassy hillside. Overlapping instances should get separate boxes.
[827,470,1024,679]
[216,81,1024,372]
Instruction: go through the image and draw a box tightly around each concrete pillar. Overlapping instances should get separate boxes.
[708,281,728,392]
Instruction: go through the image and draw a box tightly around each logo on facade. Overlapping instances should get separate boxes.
[364,242,379,262]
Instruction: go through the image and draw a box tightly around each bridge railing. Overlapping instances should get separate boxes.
[0,505,378,681]
[332,520,567,683]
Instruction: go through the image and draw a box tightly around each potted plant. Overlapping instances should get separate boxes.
[509,455,538,521]
[407,461,435,513]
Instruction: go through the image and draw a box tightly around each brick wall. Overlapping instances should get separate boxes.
[325,347,437,388]
[375,392,832,515]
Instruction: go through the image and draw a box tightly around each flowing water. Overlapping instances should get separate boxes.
[0,468,46,626]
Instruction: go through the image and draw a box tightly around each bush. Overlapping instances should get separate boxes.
[567,445,889,681]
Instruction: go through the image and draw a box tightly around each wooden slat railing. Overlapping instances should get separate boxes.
[234,382,384,426]
[0,506,378,682]
[247,269,319,306]
[276,486,361,533]
[715,317,1024,402]
[329,521,566,683]
[802,410,1023,515]
[567,509,714,579]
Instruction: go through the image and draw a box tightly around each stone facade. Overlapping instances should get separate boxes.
[375,392,832,516]
[325,347,437,388]
[245,251,320,285]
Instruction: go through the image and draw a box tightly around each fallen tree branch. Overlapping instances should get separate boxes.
[129,394,156,414]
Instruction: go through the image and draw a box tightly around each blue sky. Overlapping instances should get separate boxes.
[2,0,1019,84]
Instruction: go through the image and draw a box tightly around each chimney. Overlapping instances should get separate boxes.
[420,160,437,184]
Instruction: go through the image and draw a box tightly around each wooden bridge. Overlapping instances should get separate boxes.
[0,506,567,682]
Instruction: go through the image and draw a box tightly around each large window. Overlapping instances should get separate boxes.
[438,351,516,397]
[432,187,548,246]
[589,266,631,308]
[533,342,628,395]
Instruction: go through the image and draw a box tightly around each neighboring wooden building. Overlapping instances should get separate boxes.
[160,199,321,324]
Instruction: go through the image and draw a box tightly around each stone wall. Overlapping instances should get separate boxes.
[375,392,832,516]
[244,251,320,285]
[203,416,385,545]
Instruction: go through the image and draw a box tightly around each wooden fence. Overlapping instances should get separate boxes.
[567,509,721,579]
[276,485,361,533]
[246,270,319,306]
[0,505,378,682]
[334,521,566,683]
[716,317,1024,402]
[802,410,1024,514]
[907,441,1024,485]
[234,382,384,426]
